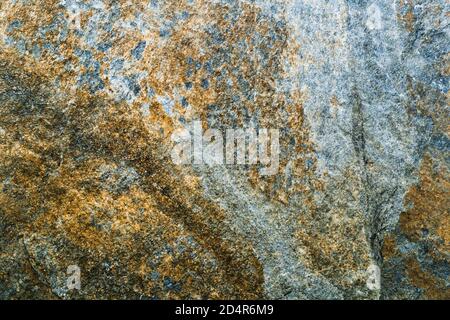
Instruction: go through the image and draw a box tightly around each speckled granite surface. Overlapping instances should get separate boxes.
[0,0,448,299]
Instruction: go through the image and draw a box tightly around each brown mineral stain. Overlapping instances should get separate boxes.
[399,154,450,255]
[398,0,416,33]
[405,258,450,299]
[442,53,450,77]
[379,153,450,299]
[0,46,264,298]
[381,234,397,260]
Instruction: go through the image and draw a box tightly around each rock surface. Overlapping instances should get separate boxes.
[0,0,448,299]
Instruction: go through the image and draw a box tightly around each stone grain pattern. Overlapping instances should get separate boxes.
[0,0,448,299]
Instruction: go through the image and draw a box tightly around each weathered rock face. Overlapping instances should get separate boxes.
[0,0,448,300]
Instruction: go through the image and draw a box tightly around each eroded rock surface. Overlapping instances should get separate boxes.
[0,0,448,299]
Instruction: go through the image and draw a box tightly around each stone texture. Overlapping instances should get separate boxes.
[0,0,448,299]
